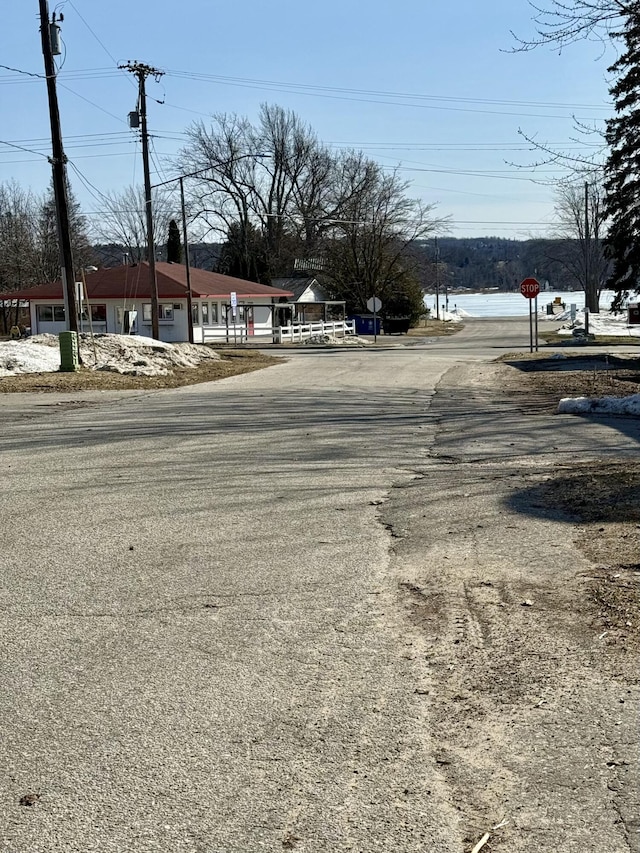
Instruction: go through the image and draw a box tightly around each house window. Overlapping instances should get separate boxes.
[36,305,65,322]
[192,303,200,324]
[201,303,219,325]
[224,304,244,322]
[80,304,107,322]
[142,303,174,322]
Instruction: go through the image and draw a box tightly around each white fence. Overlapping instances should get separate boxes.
[201,319,355,345]
[277,320,355,344]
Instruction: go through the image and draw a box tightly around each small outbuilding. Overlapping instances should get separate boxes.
[270,277,346,327]
[4,263,294,343]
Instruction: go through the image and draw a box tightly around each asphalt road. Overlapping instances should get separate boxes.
[1,319,638,852]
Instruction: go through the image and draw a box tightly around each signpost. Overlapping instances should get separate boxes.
[520,277,540,353]
[230,290,238,345]
[366,296,382,342]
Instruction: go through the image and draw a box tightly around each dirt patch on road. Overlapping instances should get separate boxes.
[533,466,640,666]
[494,359,640,669]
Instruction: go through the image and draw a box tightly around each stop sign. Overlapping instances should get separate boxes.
[520,277,540,299]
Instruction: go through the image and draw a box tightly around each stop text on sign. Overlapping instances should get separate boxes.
[520,277,540,299]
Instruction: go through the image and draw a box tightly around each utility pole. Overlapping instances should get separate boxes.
[120,61,164,340]
[179,177,194,343]
[584,181,592,317]
[434,237,440,321]
[38,0,78,333]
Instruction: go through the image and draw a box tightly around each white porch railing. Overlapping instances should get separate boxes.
[201,319,355,345]
[277,320,355,344]
[202,326,249,343]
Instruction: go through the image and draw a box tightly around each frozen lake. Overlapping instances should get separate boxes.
[423,290,620,318]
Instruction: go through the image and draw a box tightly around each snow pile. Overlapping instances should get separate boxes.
[303,334,370,346]
[558,393,640,416]
[0,333,221,377]
[553,310,640,338]
[447,307,469,320]
[83,334,220,376]
[0,339,61,375]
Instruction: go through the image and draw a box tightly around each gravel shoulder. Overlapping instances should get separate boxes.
[381,354,639,852]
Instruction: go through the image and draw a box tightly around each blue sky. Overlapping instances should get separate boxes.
[2,1,615,240]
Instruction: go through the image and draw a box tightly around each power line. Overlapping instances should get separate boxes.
[67,159,113,205]
[67,1,136,91]
[0,139,50,158]
[163,69,611,120]
[0,64,46,79]
[165,69,611,112]
[57,81,127,124]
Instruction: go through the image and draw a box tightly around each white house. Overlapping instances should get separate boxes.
[271,277,346,327]
[4,263,294,343]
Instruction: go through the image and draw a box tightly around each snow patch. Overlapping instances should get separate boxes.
[303,334,370,346]
[558,393,640,416]
[0,333,222,378]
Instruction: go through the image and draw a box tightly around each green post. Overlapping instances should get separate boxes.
[59,331,79,372]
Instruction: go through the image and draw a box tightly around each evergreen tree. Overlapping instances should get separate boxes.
[37,178,94,283]
[603,12,640,308]
[166,218,182,263]
[217,221,269,283]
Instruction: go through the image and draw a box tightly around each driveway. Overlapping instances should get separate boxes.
[1,319,638,852]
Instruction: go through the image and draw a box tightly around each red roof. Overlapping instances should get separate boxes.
[3,263,294,301]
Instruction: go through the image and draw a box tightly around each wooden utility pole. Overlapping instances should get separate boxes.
[434,237,440,320]
[119,61,164,340]
[38,0,78,332]
[179,177,195,343]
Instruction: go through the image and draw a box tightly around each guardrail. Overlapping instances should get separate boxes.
[277,320,355,343]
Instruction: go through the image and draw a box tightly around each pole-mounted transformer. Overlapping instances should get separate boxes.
[49,19,61,55]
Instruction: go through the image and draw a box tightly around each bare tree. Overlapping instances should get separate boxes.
[178,104,446,316]
[323,156,446,315]
[508,2,623,177]
[179,105,334,279]
[550,178,609,310]
[513,1,632,50]
[94,185,177,263]
[0,181,39,330]
[0,181,38,290]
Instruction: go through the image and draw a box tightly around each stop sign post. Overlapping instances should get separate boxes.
[366,296,382,342]
[520,277,540,352]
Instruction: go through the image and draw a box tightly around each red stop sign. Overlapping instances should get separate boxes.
[520,277,540,299]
